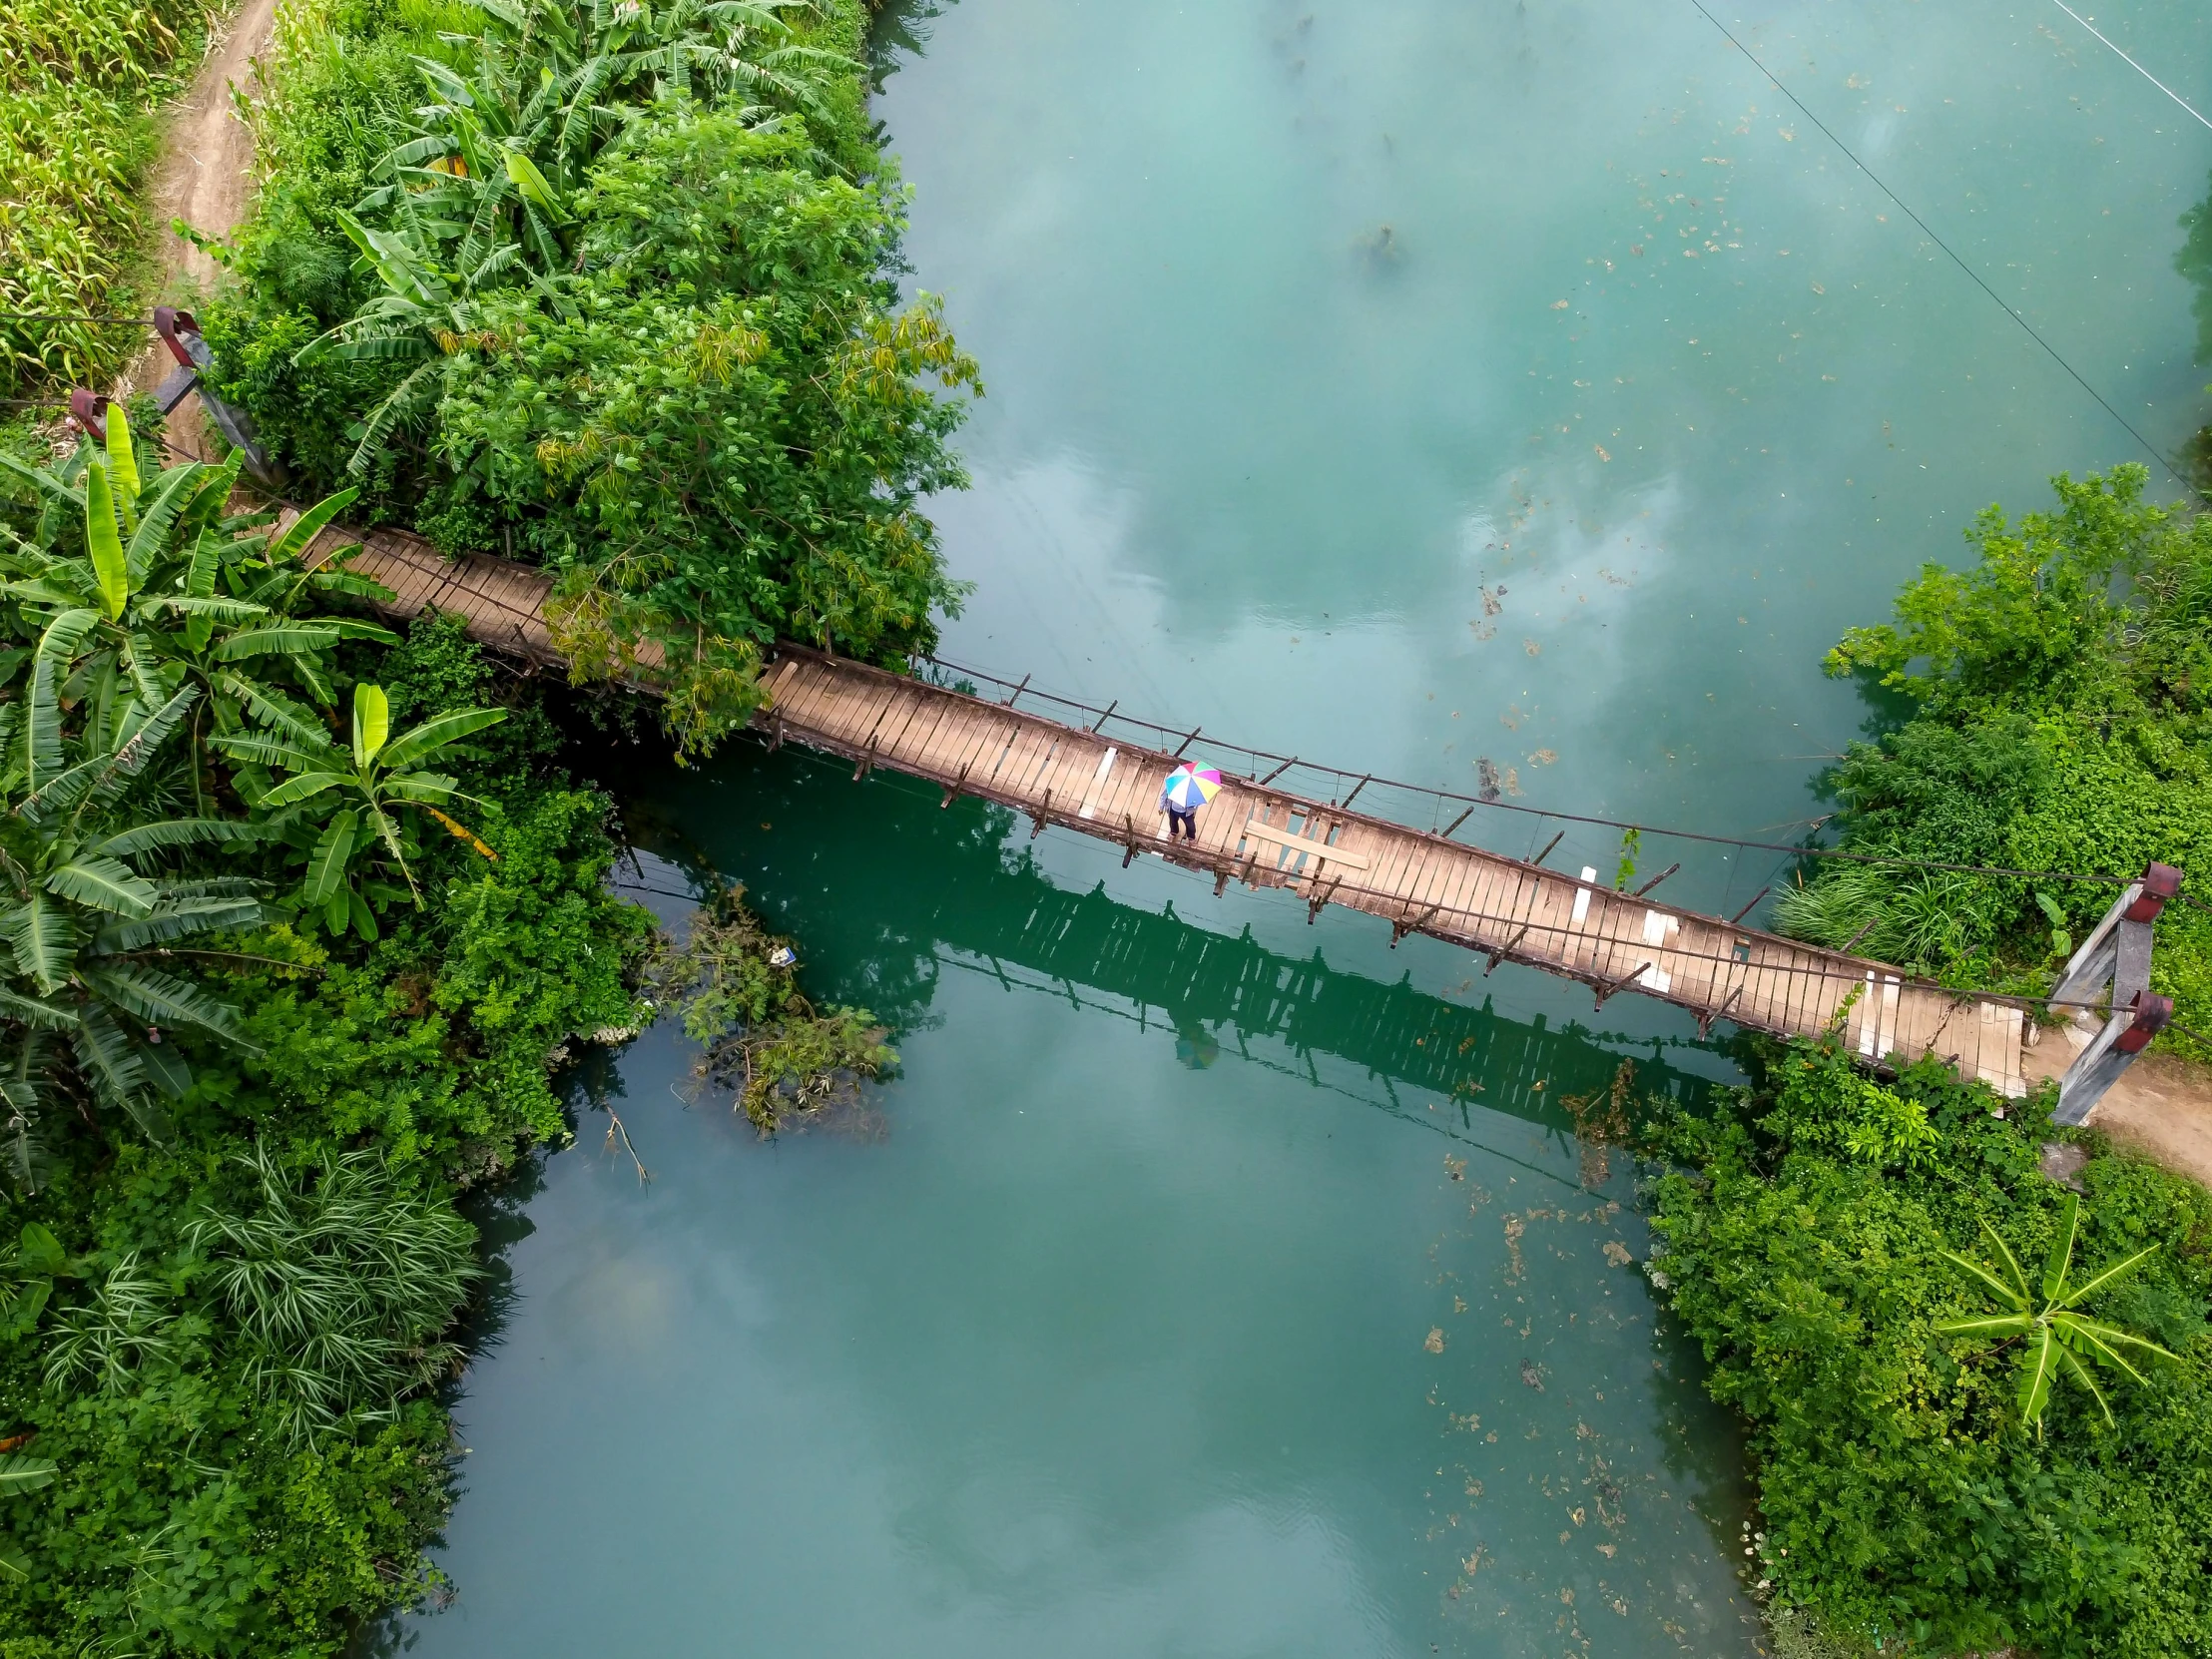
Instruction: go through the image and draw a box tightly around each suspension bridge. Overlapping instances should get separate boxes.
[270,502,2172,1109]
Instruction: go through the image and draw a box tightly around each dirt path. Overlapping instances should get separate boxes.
[117,0,280,407]
[2020,1035,2212,1190]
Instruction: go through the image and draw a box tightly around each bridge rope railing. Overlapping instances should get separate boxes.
[915,651,2144,894]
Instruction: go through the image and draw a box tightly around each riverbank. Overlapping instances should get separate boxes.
[197,0,975,752]
[1654,461,2212,1653]
[1645,1033,2212,1657]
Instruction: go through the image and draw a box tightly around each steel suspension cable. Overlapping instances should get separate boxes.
[2046,0,2212,133]
[1679,0,2203,503]
[920,650,2141,890]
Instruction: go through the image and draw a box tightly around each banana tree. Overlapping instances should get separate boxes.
[298,0,850,478]
[0,682,266,1185]
[0,1450,57,1582]
[1,1221,83,1340]
[214,683,505,938]
[0,405,396,808]
[1936,1192,2177,1436]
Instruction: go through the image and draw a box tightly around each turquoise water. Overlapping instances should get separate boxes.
[392,2,2212,1653]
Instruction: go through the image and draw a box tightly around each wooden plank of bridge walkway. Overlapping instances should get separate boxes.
[276,512,2028,1097]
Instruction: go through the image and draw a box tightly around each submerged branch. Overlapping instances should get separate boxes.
[644,880,894,1135]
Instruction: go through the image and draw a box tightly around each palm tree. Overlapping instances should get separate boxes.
[1936,1192,2177,1436]
[214,683,505,935]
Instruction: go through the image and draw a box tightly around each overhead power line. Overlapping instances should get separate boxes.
[920,652,2140,892]
[0,313,153,326]
[1680,0,2201,502]
[2047,0,2212,132]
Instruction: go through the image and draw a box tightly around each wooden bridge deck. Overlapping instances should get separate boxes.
[284,511,2027,1096]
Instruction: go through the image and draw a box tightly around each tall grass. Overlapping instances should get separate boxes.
[185,1143,479,1445]
[0,0,212,393]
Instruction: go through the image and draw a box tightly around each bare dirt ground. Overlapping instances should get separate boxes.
[2021,1035,2212,1190]
[116,0,280,414]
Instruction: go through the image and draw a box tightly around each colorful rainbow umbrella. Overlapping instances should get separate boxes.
[1161,763,1222,812]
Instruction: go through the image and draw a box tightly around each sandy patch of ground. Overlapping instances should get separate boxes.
[2020,1031,2212,1191]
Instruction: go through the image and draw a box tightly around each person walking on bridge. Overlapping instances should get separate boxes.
[1161,762,1221,841]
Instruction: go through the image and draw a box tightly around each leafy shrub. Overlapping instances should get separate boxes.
[437,113,979,747]
[204,0,978,754]
[185,1144,477,1445]
[1786,466,2212,1054]
[1646,1036,2212,1656]
[646,880,892,1132]
[0,559,652,1651]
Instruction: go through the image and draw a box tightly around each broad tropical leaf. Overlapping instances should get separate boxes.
[265,489,362,569]
[80,966,256,1049]
[210,626,342,662]
[219,675,330,748]
[124,465,206,584]
[0,1454,56,1493]
[352,684,390,767]
[305,811,361,905]
[90,819,271,859]
[68,1007,154,1130]
[2,897,79,997]
[212,734,343,773]
[259,772,354,809]
[2015,1325,2060,1430]
[82,464,128,622]
[95,898,266,953]
[103,406,140,532]
[377,707,506,770]
[1931,1313,2032,1339]
[136,596,272,625]
[0,988,73,1031]
[2055,1345,2113,1427]
[44,859,158,918]
[2055,1244,2164,1310]
[2042,1192,2081,1302]
[1937,1249,2025,1313]
[0,449,84,512]
[23,610,101,792]
[378,774,466,806]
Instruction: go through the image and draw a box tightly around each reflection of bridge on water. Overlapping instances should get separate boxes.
[631,746,1729,1171]
[924,875,1725,1139]
[295,509,2031,1095]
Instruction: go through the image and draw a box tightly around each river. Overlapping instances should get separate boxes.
[391,1,2212,1653]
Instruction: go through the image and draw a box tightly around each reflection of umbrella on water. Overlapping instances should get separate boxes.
[1161,764,1222,812]
[1172,1011,1221,1069]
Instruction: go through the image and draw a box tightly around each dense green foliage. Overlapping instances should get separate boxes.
[1647,1037,2212,1656]
[1774,465,2212,1058]
[0,0,206,390]
[206,0,978,754]
[646,878,892,1132]
[0,425,652,1654]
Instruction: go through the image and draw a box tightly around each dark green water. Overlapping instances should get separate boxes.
[396,2,2212,1653]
